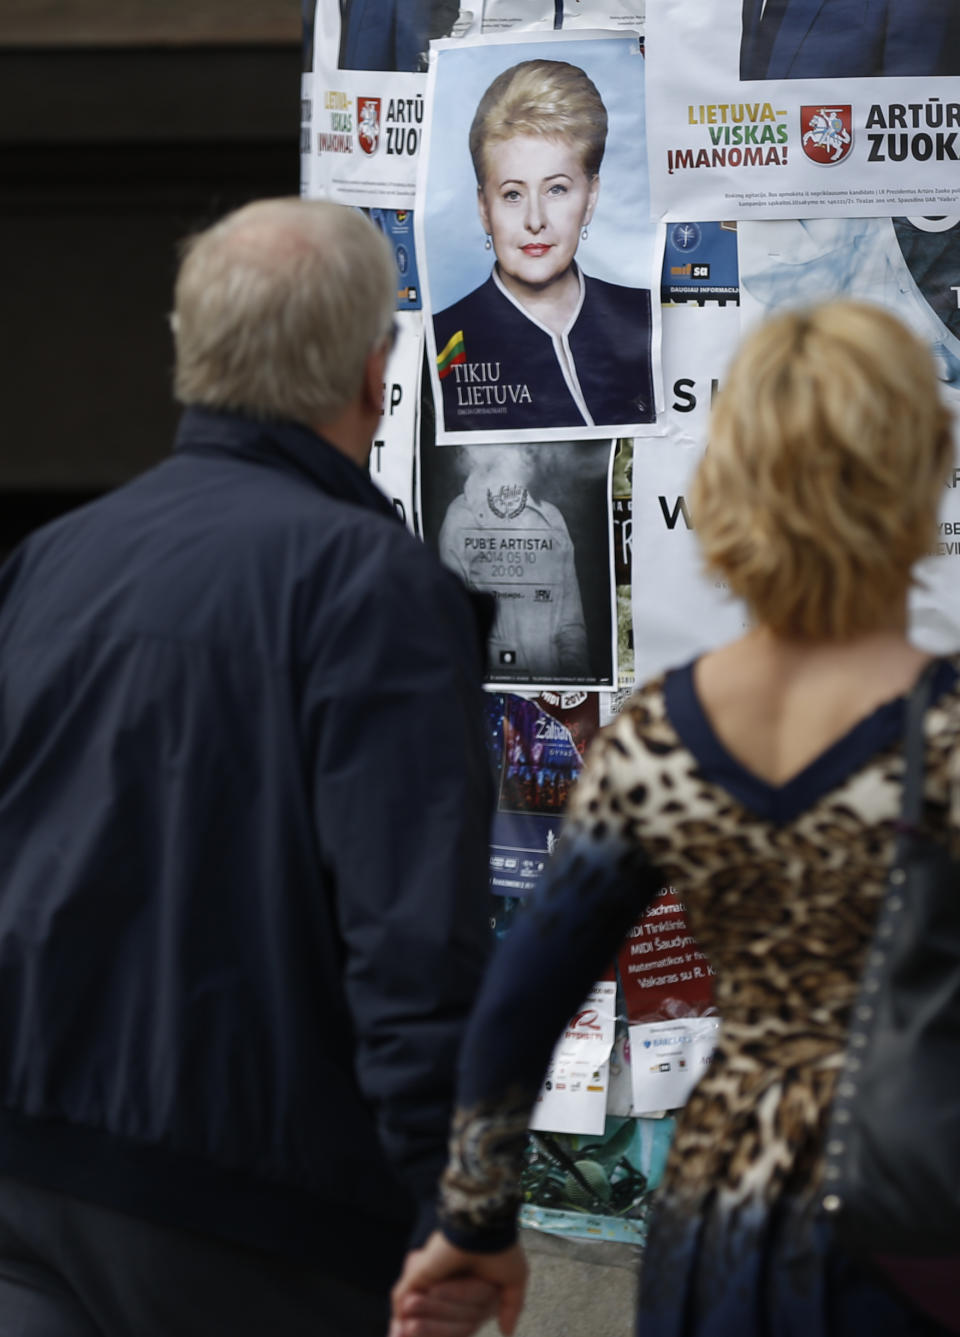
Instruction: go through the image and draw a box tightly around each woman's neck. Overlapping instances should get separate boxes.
[692,619,933,787]
[496,263,581,335]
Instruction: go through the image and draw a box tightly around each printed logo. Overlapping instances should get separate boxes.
[801,106,853,165]
[356,97,381,155]
[670,222,701,252]
[539,690,588,709]
[534,588,552,602]
[487,484,528,519]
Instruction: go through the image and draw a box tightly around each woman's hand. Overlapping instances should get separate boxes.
[390,1232,528,1337]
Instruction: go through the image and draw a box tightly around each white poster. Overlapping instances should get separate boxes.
[530,980,617,1136]
[738,216,960,653]
[645,0,960,221]
[369,313,422,531]
[480,0,644,32]
[300,72,313,199]
[309,66,425,207]
[631,306,749,684]
[417,30,664,443]
[628,1016,719,1116]
[308,0,480,206]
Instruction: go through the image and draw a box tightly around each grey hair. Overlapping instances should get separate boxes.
[171,198,396,426]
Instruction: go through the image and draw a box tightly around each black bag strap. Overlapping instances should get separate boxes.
[900,660,938,831]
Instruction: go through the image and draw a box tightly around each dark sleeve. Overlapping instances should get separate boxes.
[304,529,494,1244]
[437,720,663,1252]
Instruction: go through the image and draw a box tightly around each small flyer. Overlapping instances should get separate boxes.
[530,979,617,1136]
[628,1017,720,1116]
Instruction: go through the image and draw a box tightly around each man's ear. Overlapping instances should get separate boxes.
[362,342,388,418]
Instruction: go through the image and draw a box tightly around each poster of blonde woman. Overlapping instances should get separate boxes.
[416,30,664,444]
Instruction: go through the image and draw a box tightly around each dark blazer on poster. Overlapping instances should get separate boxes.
[740,0,960,79]
[433,269,655,434]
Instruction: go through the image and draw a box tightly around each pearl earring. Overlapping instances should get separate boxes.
[581,226,589,241]
[485,235,492,250]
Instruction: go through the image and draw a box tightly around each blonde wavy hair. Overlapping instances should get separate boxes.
[468,60,608,185]
[692,301,954,640]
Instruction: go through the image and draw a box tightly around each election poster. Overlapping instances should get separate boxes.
[631,306,749,683]
[417,30,664,443]
[738,216,960,652]
[479,0,645,33]
[368,312,421,530]
[419,439,618,688]
[308,1,480,207]
[644,0,960,221]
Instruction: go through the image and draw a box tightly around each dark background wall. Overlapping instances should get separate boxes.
[0,0,301,558]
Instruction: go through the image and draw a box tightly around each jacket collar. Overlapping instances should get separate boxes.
[173,407,400,524]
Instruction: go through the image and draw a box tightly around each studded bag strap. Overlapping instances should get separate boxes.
[820,659,938,1223]
[899,660,937,834]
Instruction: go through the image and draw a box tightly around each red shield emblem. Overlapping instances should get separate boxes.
[356,97,381,156]
[801,105,853,165]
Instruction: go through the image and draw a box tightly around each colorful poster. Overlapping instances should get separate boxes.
[520,1115,675,1245]
[369,208,423,308]
[618,886,715,1022]
[417,30,664,443]
[484,693,591,896]
[738,216,960,652]
[645,0,960,221]
[631,305,749,683]
[628,1017,720,1116]
[419,440,618,688]
[530,979,617,1136]
[369,312,421,530]
[661,221,740,306]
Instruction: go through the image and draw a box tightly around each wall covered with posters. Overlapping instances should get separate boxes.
[301,0,960,1251]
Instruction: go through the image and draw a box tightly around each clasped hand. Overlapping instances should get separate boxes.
[389,1231,528,1337]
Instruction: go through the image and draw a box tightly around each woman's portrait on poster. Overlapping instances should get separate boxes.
[432,59,656,436]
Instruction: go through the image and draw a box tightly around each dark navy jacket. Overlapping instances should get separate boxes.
[0,409,493,1286]
[433,269,655,435]
[740,0,960,79]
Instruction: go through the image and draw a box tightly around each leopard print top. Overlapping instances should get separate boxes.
[438,658,960,1246]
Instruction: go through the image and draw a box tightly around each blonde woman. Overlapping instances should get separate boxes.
[393,302,958,1336]
[432,59,655,434]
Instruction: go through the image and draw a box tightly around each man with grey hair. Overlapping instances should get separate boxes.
[0,199,495,1335]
